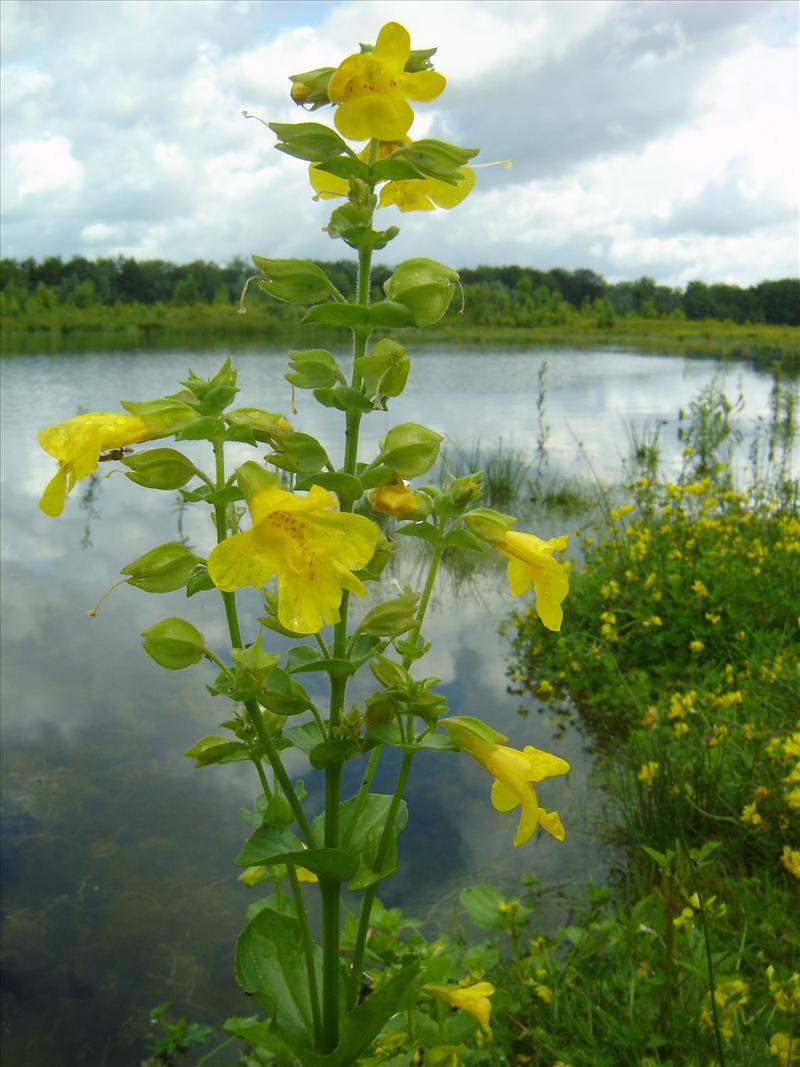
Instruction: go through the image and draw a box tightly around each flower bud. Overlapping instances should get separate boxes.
[464,507,517,545]
[140,617,208,670]
[379,422,443,478]
[122,448,199,490]
[369,479,432,519]
[288,67,335,110]
[448,473,484,507]
[383,258,461,326]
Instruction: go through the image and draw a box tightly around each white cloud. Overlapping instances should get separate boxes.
[80,222,124,244]
[7,134,85,198]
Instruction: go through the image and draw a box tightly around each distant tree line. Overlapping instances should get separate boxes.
[1,255,798,327]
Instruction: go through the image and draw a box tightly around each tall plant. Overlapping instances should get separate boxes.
[37,22,571,1064]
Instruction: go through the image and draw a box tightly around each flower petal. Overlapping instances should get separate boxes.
[277,559,345,634]
[308,163,349,200]
[507,556,533,596]
[426,167,476,209]
[514,785,540,846]
[374,21,410,66]
[39,466,68,517]
[521,745,571,782]
[334,94,414,141]
[399,69,446,101]
[491,778,520,812]
[537,808,566,841]
[207,528,277,591]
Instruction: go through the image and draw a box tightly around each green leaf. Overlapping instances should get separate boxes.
[269,121,349,162]
[309,739,359,769]
[236,825,305,867]
[224,1016,292,1058]
[312,386,373,413]
[313,156,370,180]
[459,885,512,931]
[184,736,252,767]
[335,960,421,1065]
[369,158,425,182]
[284,721,325,755]
[260,668,315,716]
[365,723,458,753]
[302,303,369,327]
[174,416,227,441]
[442,527,486,552]
[234,907,321,1051]
[334,793,408,891]
[286,645,355,679]
[396,522,441,545]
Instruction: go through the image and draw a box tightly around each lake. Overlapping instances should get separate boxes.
[0,342,786,1065]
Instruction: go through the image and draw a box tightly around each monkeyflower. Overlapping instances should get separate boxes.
[38,412,152,517]
[328,21,445,141]
[444,716,569,847]
[465,509,569,630]
[207,484,379,634]
[424,981,495,1035]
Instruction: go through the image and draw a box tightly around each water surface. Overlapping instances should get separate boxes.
[0,343,780,1065]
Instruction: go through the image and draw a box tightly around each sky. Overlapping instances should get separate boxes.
[1,0,798,287]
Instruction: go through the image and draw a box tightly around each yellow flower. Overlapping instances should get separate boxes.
[534,983,553,1004]
[424,981,495,1035]
[638,761,659,787]
[444,717,569,846]
[770,1032,798,1065]
[328,22,445,141]
[780,845,800,879]
[207,484,379,634]
[495,531,569,631]
[38,411,151,517]
[689,639,705,653]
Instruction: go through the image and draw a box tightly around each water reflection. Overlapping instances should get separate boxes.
[0,345,779,1064]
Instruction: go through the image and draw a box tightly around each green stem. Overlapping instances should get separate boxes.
[211,438,311,842]
[346,537,447,1008]
[341,746,382,849]
[319,174,376,1053]
[346,751,414,1010]
[286,864,322,1047]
